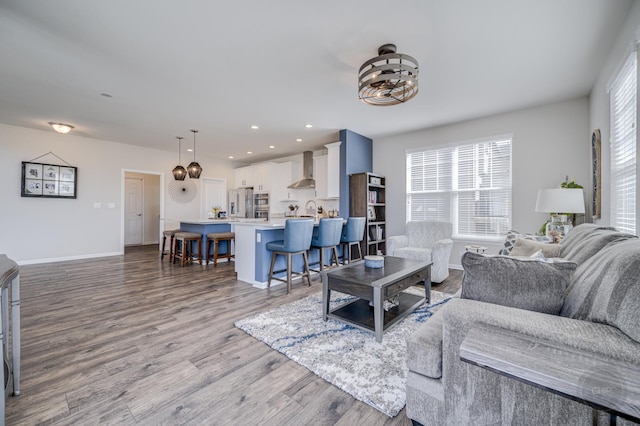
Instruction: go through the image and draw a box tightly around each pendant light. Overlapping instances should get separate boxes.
[188,129,202,179]
[172,136,187,181]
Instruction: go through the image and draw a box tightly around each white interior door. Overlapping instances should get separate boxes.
[201,178,227,219]
[125,177,143,245]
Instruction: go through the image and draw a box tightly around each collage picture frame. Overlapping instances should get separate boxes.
[21,161,77,199]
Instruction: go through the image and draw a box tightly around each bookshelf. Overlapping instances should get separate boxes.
[349,172,386,256]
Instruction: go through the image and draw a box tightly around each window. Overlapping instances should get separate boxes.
[406,136,512,239]
[609,51,637,235]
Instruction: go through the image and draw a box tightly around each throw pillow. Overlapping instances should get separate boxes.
[461,252,577,315]
[499,230,551,255]
[561,239,640,343]
[509,238,560,258]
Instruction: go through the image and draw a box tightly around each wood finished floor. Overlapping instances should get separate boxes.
[5,246,461,425]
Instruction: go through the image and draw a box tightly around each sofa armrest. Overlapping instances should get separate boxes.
[387,235,408,255]
[439,298,640,425]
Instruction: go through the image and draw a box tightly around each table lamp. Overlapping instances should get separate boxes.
[535,188,585,240]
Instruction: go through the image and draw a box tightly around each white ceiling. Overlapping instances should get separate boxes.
[0,0,632,163]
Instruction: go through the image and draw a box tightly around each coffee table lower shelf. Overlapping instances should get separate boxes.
[327,292,425,336]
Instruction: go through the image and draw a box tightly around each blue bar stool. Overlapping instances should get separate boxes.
[340,217,366,264]
[267,219,314,293]
[309,217,344,272]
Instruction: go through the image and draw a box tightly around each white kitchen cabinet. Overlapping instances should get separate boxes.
[325,142,341,198]
[235,166,254,188]
[273,161,300,203]
[313,155,328,198]
[253,163,276,193]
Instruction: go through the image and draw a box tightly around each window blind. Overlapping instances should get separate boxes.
[406,137,512,238]
[610,51,637,235]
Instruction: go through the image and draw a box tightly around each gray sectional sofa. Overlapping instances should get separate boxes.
[406,223,640,425]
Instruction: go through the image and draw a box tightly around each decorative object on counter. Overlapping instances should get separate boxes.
[168,179,197,203]
[358,43,418,106]
[209,205,222,219]
[187,129,202,179]
[21,151,77,199]
[48,121,74,134]
[172,136,187,181]
[535,182,585,241]
[286,204,299,217]
[364,255,384,268]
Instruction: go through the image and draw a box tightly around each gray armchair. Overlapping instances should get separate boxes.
[387,221,453,283]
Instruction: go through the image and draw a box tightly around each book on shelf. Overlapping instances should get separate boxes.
[368,190,377,204]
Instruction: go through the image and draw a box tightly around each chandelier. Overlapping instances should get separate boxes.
[172,136,187,181]
[188,129,202,179]
[358,43,419,106]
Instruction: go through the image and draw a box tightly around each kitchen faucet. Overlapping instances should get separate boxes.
[305,200,317,217]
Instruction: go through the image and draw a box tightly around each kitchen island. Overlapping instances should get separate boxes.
[179,220,234,259]
[233,219,343,288]
[180,219,343,289]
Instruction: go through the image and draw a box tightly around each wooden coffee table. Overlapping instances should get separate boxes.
[321,256,432,343]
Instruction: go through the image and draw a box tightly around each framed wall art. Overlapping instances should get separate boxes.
[21,161,77,199]
[591,129,601,219]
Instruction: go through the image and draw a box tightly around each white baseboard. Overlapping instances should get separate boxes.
[17,251,123,266]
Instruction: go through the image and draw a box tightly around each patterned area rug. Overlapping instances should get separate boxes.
[234,288,451,417]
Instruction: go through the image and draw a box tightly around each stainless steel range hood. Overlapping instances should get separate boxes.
[288,151,316,189]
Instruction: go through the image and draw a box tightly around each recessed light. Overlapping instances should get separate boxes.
[269,145,275,149]
[228,156,234,159]
[296,138,302,142]
[251,125,259,129]
[305,124,313,128]
[187,148,193,152]
[247,151,253,154]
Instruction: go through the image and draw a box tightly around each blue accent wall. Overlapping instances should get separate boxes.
[339,129,373,218]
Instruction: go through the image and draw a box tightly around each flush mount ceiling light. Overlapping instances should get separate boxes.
[187,129,202,179]
[358,43,419,106]
[172,136,187,181]
[48,122,74,134]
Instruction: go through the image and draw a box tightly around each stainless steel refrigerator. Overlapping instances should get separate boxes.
[228,187,254,218]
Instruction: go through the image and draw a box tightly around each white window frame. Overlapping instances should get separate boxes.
[406,135,512,240]
[608,49,637,235]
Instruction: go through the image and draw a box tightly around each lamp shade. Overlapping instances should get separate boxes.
[535,189,585,214]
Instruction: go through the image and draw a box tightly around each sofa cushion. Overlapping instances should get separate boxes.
[509,238,560,258]
[558,224,633,265]
[406,307,445,379]
[394,247,432,262]
[461,252,576,315]
[561,238,640,343]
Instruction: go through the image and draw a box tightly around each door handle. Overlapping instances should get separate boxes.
[137,213,143,216]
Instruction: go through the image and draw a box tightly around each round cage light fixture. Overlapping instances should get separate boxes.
[358,43,419,106]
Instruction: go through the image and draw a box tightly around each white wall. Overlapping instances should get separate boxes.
[0,124,236,263]
[590,0,640,228]
[374,97,590,267]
